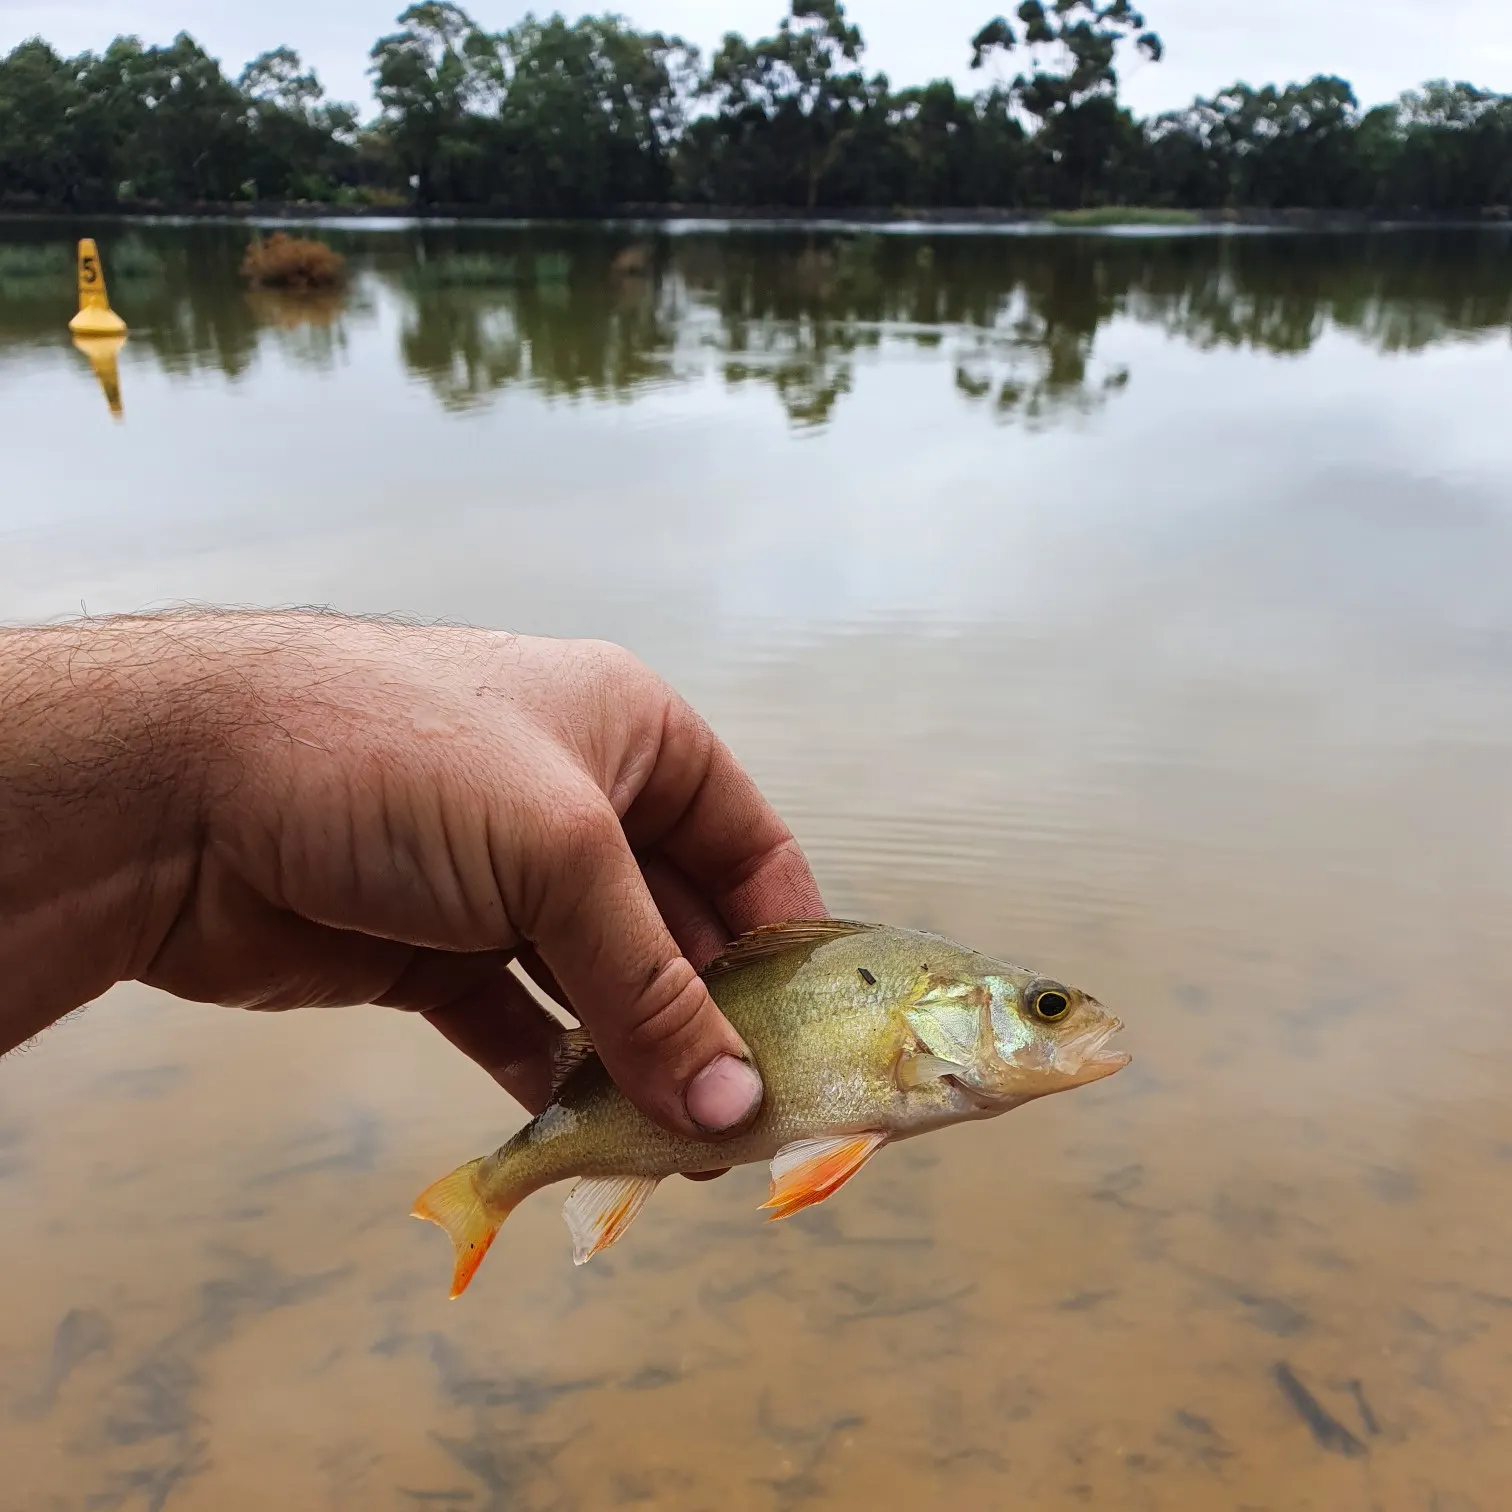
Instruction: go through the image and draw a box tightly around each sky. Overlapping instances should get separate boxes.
[3,0,1511,118]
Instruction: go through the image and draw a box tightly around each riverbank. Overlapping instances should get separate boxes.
[1,201,1509,232]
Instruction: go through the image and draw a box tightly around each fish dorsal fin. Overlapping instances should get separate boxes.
[549,1027,598,1094]
[702,919,882,980]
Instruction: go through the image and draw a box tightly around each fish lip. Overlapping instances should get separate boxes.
[1056,1017,1131,1087]
[1062,1048,1133,1087]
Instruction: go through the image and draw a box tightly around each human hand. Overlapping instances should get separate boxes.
[0,613,825,1141]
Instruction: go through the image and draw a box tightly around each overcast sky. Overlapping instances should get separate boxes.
[4,0,1510,117]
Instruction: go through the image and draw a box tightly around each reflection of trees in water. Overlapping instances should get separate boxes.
[244,289,352,370]
[101,231,262,378]
[0,226,361,376]
[393,256,681,411]
[6,227,1509,420]
[953,333,1130,424]
[1126,233,1512,356]
[947,248,1130,424]
[673,236,1105,427]
[399,292,525,408]
[682,236,1143,426]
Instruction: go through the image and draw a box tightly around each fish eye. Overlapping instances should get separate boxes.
[1028,983,1072,1022]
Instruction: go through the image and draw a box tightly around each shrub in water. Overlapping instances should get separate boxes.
[241,234,348,291]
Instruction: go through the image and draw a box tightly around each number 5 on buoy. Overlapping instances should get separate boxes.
[69,239,128,336]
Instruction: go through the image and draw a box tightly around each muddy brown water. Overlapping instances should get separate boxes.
[3,222,1512,1509]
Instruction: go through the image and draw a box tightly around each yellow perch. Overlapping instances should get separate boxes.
[414,920,1130,1297]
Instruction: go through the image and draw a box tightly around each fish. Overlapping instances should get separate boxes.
[413,919,1130,1297]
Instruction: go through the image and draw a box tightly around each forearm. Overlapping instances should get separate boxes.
[0,619,209,1052]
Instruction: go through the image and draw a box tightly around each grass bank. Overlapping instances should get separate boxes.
[1046,207,1202,228]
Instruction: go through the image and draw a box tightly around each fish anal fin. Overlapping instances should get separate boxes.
[562,1175,660,1266]
[549,1027,598,1094]
[703,920,881,980]
[412,1158,505,1300]
[761,1132,889,1221]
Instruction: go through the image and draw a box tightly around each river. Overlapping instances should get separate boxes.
[2,220,1512,1510]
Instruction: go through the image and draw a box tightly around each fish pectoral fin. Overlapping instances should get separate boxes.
[412,1157,504,1301]
[904,1003,980,1066]
[761,1132,889,1222]
[562,1175,660,1266]
[897,1052,969,1090]
[548,1027,598,1094]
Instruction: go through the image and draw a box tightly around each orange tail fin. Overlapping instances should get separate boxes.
[412,1158,508,1299]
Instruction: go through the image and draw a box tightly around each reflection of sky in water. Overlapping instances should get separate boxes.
[6,280,1512,672]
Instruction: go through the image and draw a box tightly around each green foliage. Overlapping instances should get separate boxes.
[694,1,872,209]
[369,3,498,204]
[241,46,360,201]
[971,1,1162,121]
[409,251,521,286]
[0,31,360,207]
[0,242,71,279]
[1047,205,1197,225]
[1,5,1511,216]
[0,41,92,205]
[490,14,699,213]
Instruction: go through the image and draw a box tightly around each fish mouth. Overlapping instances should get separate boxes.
[1056,1016,1131,1088]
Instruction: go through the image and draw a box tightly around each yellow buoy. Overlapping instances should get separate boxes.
[68,238,128,336]
[72,333,127,420]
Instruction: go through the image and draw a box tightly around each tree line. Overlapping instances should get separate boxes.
[2,1,1510,217]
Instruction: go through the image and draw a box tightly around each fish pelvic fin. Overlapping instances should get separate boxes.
[562,1175,661,1265]
[412,1157,507,1300]
[761,1132,889,1221]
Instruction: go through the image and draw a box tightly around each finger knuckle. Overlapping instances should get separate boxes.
[552,791,620,864]
[581,640,660,701]
[581,638,643,677]
[625,959,710,1061]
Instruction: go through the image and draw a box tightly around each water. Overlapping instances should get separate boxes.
[3,220,1512,1510]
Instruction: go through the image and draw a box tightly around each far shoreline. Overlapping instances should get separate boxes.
[2,203,1509,236]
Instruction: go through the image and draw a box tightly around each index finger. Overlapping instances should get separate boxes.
[621,695,827,936]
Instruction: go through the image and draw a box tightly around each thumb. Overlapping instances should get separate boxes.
[525,797,764,1140]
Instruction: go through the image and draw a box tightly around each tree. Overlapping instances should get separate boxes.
[0,40,92,205]
[73,33,252,203]
[970,1,1161,120]
[241,46,323,116]
[1154,77,1362,209]
[370,3,497,204]
[970,1,1162,205]
[702,1,870,209]
[489,15,699,212]
[1391,81,1512,212]
[887,78,1031,208]
[239,48,358,200]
